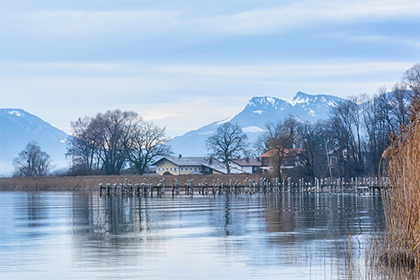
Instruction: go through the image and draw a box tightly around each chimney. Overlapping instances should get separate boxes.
[179,154,182,158]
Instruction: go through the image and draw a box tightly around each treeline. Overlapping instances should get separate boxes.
[66,110,171,175]
[258,63,419,181]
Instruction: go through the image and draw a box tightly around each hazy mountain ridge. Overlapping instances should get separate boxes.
[169,92,345,156]
[0,108,68,175]
[0,92,346,175]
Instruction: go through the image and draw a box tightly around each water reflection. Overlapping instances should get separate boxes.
[266,193,385,239]
[11,192,54,239]
[0,191,387,280]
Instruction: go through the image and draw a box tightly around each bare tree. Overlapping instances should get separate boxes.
[403,63,420,96]
[261,117,298,181]
[329,98,365,178]
[389,82,413,131]
[295,121,327,181]
[206,123,248,174]
[67,116,101,175]
[67,109,142,175]
[127,121,172,175]
[361,90,391,176]
[91,110,140,175]
[13,142,52,177]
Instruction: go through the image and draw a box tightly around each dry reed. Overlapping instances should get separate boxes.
[381,97,420,277]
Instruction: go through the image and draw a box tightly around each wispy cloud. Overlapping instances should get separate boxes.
[4,10,180,36]
[3,0,419,37]
[321,33,420,48]
[2,60,412,82]
[159,61,411,78]
[196,0,419,34]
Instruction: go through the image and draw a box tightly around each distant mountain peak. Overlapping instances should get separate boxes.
[293,91,310,98]
[2,108,26,117]
[247,96,287,111]
[291,91,340,107]
[0,108,69,175]
[291,92,311,106]
[168,91,347,157]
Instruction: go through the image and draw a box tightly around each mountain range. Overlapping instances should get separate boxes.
[0,109,68,176]
[168,91,345,156]
[0,92,345,175]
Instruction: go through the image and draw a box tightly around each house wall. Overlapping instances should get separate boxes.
[179,166,202,174]
[242,166,254,173]
[156,160,202,175]
[156,161,178,175]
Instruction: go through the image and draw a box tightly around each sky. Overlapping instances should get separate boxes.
[0,0,419,138]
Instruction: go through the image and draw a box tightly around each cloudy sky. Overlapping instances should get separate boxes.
[1,0,419,138]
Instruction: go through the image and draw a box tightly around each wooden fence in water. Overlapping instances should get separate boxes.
[99,176,388,197]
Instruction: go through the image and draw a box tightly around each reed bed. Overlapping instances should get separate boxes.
[380,97,420,277]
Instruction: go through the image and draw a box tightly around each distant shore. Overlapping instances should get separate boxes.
[0,174,263,191]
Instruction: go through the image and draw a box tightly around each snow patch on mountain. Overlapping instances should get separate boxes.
[248,96,283,110]
[266,97,276,106]
[291,97,309,105]
[243,126,266,133]
[328,100,338,107]
[7,110,24,117]
[308,109,316,117]
[217,116,234,125]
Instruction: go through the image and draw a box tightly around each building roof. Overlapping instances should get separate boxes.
[231,158,262,167]
[155,156,202,167]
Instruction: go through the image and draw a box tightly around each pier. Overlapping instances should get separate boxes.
[99,176,388,196]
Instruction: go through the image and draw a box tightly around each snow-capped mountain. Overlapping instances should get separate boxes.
[0,109,69,175]
[0,92,345,174]
[168,92,345,157]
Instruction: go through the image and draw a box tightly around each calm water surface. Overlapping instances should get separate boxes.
[0,191,385,279]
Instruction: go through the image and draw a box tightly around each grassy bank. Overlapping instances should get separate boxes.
[0,174,263,191]
[380,98,420,277]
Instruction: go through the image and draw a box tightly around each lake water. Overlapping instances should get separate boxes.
[0,191,386,279]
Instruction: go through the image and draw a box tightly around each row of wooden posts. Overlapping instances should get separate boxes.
[99,177,388,197]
